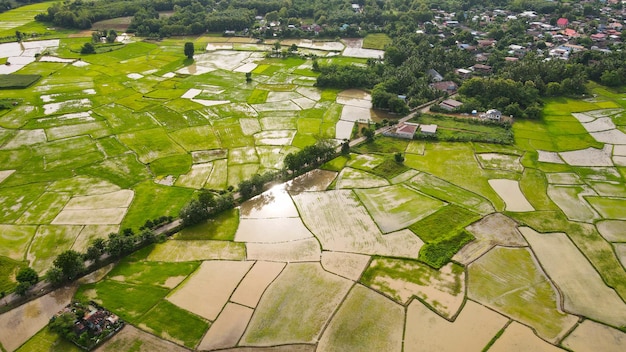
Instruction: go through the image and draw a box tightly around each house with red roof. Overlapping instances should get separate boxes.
[557,18,569,28]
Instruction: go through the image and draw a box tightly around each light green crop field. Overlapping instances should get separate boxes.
[3,8,626,352]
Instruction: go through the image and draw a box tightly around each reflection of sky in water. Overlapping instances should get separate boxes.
[239,170,338,218]
[239,185,299,218]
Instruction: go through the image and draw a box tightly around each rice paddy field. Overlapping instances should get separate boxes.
[1,6,626,351]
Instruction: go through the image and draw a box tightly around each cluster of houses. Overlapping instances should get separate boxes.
[53,301,124,350]
[431,2,623,65]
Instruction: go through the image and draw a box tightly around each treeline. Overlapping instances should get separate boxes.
[314,62,381,90]
[498,54,588,96]
[458,77,542,119]
[43,216,173,287]
[572,50,626,88]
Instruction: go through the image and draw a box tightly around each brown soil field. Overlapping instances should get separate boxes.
[198,303,253,351]
[167,261,253,321]
[489,322,566,352]
[404,300,508,352]
[231,261,286,308]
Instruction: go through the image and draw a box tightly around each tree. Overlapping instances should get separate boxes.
[361,127,375,142]
[341,139,350,155]
[246,72,252,82]
[184,42,194,59]
[16,267,38,286]
[52,250,85,282]
[80,42,95,54]
[394,152,405,163]
[15,282,31,296]
[15,30,22,42]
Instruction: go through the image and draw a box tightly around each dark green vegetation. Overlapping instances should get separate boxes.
[409,205,481,243]
[0,74,41,89]
[411,113,514,144]
[0,256,26,294]
[419,229,474,269]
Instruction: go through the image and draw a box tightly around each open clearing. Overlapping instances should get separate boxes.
[231,261,286,308]
[520,227,626,327]
[321,251,370,281]
[95,324,189,352]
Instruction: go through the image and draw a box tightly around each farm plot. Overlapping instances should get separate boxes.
[586,197,626,220]
[71,225,119,253]
[562,319,626,352]
[317,284,403,352]
[559,146,614,167]
[546,172,583,184]
[246,237,321,262]
[95,324,190,352]
[476,153,523,172]
[174,163,213,188]
[488,179,534,212]
[408,173,494,214]
[0,286,76,352]
[335,167,389,189]
[468,247,577,342]
[454,213,526,265]
[488,322,566,352]
[547,185,600,222]
[241,263,352,345]
[52,190,133,225]
[118,128,186,163]
[520,227,626,327]
[596,220,626,242]
[1,129,46,149]
[292,190,423,258]
[235,218,312,243]
[0,224,37,260]
[346,153,386,170]
[147,240,245,262]
[27,225,83,273]
[286,169,337,193]
[76,280,169,322]
[405,299,507,352]
[355,184,445,233]
[239,186,299,218]
[198,303,253,351]
[231,261,286,308]
[136,300,209,348]
[167,260,253,321]
[361,258,464,319]
[169,126,221,151]
[107,260,198,289]
[321,251,370,281]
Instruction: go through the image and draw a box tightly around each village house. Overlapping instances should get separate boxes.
[472,64,492,74]
[439,99,464,111]
[430,81,458,93]
[482,109,502,121]
[420,124,438,135]
[394,122,419,139]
